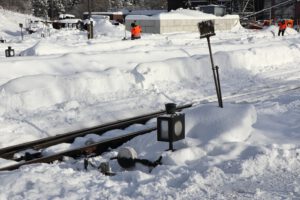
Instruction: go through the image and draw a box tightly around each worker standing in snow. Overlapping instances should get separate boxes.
[131,21,142,40]
[278,19,287,36]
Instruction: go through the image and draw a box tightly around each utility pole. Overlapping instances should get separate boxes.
[87,0,94,39]
[88,0,91,19]
[51,0,54,20]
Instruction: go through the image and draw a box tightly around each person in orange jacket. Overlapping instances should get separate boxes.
[131,22,142,40]
[278,19,287,36]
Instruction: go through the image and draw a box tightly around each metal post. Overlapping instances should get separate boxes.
[88,23,91,39]
[87,0,94,39]
[169,140,174,151]
[19,23,23,41]
[207,36,222,108]
[20,27,23,40]
[90,21,94,39]
[123,25,127,40]
[215,66,223,108]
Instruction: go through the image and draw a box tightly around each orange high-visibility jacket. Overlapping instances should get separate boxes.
[278,21,287,30]
[131,25,142,38]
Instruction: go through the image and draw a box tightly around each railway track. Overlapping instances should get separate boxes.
[192,84,300,105]
[0,127,157,171]
[0,104,192,171]
[0,84,299,171]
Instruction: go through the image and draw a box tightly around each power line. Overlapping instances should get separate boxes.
[243,0,297,18]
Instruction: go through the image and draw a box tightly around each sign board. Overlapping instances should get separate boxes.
[198,20,215,38]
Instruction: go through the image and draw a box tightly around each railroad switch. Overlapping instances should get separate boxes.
[15,152,42,162]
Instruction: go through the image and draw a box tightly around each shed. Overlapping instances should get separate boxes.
[198,5,226,17]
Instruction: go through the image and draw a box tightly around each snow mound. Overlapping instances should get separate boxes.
[0,8,38,38]
[125,103,257,166]
[0,71,135,112]
[185,103,257,144]
[213,43,300,72]
[93,18,125,37]
[133,57,210,89]
[20,40,69,56]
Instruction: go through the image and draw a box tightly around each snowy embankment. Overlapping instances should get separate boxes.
[0,8,39,39]
[0,32,299,116]
[0,103,260,199]
[0,9,300,199]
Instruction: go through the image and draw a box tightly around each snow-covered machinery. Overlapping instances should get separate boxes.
[25,19,43,34]
[52,14,83,30]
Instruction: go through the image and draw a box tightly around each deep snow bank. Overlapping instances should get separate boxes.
[20,41,70,56]
[0,103,256,168]
[0,56,210,113]
[3,37,300,114]
[213,42,300,72]
[121,103,256,166]
[185,104,256,144]
[0,9,38,38]
[19,38,155,56]
[92,18,125,37]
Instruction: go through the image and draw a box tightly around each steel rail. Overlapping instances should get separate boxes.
[0,127,157,171]
[0,104,192,160]
[0,85,298,171]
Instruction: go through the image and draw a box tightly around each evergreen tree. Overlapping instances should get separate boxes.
[31,0,80,18]
[31,0,49,17]
[49,0,65,18]
[0,0,32,13]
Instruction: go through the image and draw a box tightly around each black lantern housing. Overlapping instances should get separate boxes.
[198,20,215,39]
[157,104,185,151]
[5,46,15,57]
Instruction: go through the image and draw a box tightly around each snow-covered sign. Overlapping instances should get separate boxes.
[25,19,44,34]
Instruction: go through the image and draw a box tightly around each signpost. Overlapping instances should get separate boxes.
[19,23,23,41]
[198,20,223,108]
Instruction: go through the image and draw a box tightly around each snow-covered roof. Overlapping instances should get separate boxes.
[126,8,239,20]
[57,19,81,24]
[83,11,124,15]
[59,14,75,19]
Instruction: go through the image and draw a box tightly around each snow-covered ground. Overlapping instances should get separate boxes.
[0,8,300,199]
